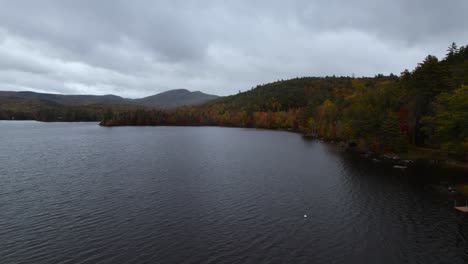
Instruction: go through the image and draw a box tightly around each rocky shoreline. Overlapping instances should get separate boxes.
[303,134,468,171]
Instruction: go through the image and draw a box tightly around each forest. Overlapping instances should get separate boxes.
[0,99,140,122]
[100,43,468,160]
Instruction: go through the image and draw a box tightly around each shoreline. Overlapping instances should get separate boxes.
[99,121,468,171]
[2,120,466,170]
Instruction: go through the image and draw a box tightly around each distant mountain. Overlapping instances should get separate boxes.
[0,91,128,106]
[0,89,219,108]
[134,89,219,108]
[0,89,220,121]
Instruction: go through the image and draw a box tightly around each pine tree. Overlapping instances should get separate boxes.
[446,42,458,59]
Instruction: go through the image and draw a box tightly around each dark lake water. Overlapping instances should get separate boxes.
[1,121,468,263]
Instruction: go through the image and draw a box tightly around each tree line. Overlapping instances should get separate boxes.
[99,43,466,160]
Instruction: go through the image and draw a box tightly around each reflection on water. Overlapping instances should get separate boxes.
[0,121,467,264]
[456,184,468,196]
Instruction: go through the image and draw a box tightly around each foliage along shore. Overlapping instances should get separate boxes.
[101,43,467,164]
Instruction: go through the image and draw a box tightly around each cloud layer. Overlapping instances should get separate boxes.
[0,0,467,97]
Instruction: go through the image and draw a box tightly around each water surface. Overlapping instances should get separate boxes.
[1,122,467,263]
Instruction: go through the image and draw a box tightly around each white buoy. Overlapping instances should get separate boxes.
[304,214,307,218]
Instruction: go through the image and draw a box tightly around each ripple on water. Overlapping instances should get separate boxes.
[1,123,467,264]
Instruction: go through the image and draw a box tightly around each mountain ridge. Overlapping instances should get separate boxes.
[0,89,219,108]
[134,89,219,108]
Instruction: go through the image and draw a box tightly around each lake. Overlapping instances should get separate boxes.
[1,121,467,263]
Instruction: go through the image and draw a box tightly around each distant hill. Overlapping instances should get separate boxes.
[0,89,219,121]
[0,89,218,108]
[0,91,129,106]
[134,89,219,108]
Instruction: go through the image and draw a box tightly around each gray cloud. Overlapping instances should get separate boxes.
[0,0,466,97]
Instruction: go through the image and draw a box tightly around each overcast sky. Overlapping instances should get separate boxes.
[0,0,466,98]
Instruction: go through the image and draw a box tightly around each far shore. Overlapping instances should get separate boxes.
[2,119,466,170]
[99,121,468,171]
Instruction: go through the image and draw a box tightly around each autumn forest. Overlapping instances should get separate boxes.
[99,43,468,160]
